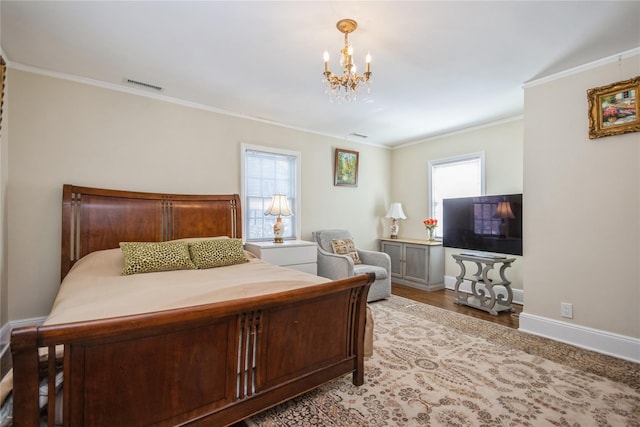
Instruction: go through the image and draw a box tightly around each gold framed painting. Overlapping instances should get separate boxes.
[588,76,639,139]
[334,148,359,187]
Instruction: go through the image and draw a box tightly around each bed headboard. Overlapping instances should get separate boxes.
[61,184,242,280]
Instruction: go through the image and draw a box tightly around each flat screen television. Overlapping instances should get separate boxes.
[443,193,523,256]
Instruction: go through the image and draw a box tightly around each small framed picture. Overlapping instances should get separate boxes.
[588,76,639,139]
[334,148,359,187]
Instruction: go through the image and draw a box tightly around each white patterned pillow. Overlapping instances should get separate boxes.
[331,238,362,264]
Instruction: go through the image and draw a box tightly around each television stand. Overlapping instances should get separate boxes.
[452,254,516,315]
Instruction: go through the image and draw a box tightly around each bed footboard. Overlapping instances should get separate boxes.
[11,274,373,427]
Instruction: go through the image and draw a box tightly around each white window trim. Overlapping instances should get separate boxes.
[428,152,486,236]
[240,143,302,242]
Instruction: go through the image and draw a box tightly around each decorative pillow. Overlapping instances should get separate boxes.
[188,238,248,269]
[331,238,362,264]
[120,241,196,275]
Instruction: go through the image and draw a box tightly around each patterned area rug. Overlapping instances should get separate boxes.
[247,295,640,426]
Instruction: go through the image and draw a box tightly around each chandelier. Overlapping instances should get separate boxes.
[322,19,371,103]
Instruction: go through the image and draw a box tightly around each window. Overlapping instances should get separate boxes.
[428,152,485,237]
[241,144,301,241]
[473,200,501,236]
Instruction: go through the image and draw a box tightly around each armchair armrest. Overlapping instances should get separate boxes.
[316,246,355,280]
[357,249,391,271]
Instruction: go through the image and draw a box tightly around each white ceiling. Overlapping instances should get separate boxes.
[2,1,639,147]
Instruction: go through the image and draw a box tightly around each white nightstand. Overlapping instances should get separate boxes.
[244,240,317,275]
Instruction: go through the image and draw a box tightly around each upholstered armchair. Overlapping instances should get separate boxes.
[312,230,391,302]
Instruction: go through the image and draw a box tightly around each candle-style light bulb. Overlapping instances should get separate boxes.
[323,51,330,72]
[365,52,371,73]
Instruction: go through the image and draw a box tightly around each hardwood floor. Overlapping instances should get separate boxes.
[392,283,522,329]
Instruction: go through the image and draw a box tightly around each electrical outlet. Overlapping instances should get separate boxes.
[561,302,573,319]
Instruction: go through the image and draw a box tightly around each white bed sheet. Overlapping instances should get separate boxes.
[45,248,331,326]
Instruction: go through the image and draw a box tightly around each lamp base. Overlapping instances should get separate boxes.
[273,217,284,243]
[389,220,399,239]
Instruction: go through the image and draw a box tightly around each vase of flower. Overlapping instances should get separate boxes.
[427,227,435,241]
[423,218,437,241]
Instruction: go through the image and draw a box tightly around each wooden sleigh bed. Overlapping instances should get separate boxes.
[10,185,373,426]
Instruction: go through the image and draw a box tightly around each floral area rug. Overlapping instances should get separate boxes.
[247,295,640,426]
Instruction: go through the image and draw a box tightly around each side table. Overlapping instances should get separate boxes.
[452,254,516,315]
[244,240,317,274]
[379,238,444,291]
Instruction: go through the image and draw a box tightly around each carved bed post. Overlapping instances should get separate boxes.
[352,275,373,386]
[60,184,74,281]
[10,326,41,427]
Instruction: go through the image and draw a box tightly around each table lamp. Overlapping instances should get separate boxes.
[494,201,515,237]
[385,202,406,239]
[264,194,292,243]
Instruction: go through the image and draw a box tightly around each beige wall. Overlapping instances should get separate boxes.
[388,120,524,289]
[523,54,639,338]
[6,69,390,321]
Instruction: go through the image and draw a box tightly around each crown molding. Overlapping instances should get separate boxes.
[7,61,375,147]
[391,115,524,150]
[523,47,640,89]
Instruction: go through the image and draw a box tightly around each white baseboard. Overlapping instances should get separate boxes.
[444,275,524,305]
[0,317,47,359]
[444,275,639,362]
[519,313,640,363]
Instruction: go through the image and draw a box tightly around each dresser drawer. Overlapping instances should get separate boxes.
[244,240,318,274]
[261,245,316,266]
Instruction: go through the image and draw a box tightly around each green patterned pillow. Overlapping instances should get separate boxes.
[120,241,196,275]
[188,238,248,269]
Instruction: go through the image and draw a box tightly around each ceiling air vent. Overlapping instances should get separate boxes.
[124,78,164,92]
[349,133,368,139]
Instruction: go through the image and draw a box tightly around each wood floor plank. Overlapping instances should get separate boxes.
[391,283,522,329]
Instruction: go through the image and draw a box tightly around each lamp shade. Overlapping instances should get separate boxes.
[385,203,406,220]
[494,201,515,219]
[264,194,292,217]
